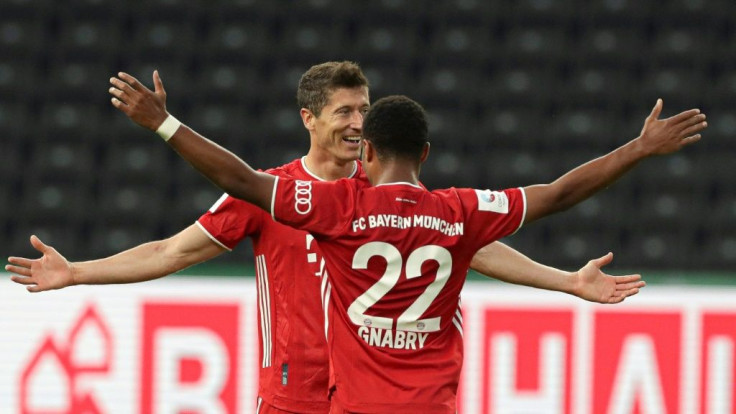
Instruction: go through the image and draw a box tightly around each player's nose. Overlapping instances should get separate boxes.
[349,110,364,129]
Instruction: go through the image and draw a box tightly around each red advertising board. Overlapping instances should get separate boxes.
[3,278,736,413]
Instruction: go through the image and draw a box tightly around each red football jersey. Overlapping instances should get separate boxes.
[272,179,526,413]
[197,157,368,413]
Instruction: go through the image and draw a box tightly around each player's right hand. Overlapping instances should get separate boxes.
[6,235,75,293]
[109,70,170,132]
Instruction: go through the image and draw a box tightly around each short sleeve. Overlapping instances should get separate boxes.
[272,177,356,239]
[460,187,527,243]
[197,193,268,250]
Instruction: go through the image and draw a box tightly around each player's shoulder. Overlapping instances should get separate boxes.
[429,186,465,200]
[265,158,303,178]
[427,186,483,210]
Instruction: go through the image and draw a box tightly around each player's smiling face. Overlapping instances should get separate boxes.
[311,86,370,162]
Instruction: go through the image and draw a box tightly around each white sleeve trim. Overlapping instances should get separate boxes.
[270,176,279,221]
[512,187,527,235]
[194,221,232,251]
[209,193,229,213]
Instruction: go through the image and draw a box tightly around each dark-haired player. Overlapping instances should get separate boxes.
[101,70,704,411]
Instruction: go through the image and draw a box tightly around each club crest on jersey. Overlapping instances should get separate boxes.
[475,189,509,213]
[294,180,313,215]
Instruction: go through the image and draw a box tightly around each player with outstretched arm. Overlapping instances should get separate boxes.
[102,72,703,412]
[6,62,652,414]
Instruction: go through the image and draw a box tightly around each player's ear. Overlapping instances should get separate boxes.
[300,108,315,131]
[419,142,430,164]
[363,139,375,162]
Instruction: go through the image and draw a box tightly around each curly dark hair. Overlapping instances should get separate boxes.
[297,61,369,116]
[363,95,429,162]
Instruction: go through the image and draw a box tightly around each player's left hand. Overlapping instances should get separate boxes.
[109,70,169,132]
[571,252,645,304]
[637,98,707,156]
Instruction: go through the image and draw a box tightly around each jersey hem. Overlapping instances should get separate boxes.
[260,393,331,414]
[332,398,454,414]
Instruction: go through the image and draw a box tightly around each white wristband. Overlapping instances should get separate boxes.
[155,114,182,141]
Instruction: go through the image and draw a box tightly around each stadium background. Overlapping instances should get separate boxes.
[1,0,735,282]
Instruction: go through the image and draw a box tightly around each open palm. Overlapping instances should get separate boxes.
[574,253,645,304]
[6,235,74,292]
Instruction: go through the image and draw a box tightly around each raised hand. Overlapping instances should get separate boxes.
[637,98,707,155]
[109,70,169,131]
[6,235,75,293]
[572,252,645,304]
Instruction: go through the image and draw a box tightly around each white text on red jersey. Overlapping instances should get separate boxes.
[351,214,464,237]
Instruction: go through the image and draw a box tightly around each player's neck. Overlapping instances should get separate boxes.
[303,152,356,182]
[370,161,420,186]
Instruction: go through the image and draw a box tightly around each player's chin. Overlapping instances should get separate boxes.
[341,145,362,161]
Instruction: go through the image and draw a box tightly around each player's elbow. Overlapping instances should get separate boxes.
[221,172,273,211]
[217,174,255,201]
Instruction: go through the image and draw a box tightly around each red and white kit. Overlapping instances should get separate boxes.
[273,178,526,413]
[198,157,368,413]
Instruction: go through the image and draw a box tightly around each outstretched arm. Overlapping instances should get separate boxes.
[109,71,274,211]
[523,99,707,224]
[469,243,644,304]
[6,224,225,293]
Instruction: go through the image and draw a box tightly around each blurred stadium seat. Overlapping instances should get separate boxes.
[8,222,85,260]
[361,64,415,98]
[0,101,29,139]
[422,24,495,68]
[87,222,159,259]
[194,64,261,103]
[96,184,168,227]
[557,65,633,109]
[500,26,571,68]
[18,179,92,225]
[352,22,420,65]
[99,140,172,186]
[201,18,272,65]
[574,25,647,67]
[637,68,706,110]
[27,141,96,183]
[488,67,557,109]
[547,108,620,151]
[35,102,103,143]
[0,61,38,103]
[0,17,46,61]
[52,17,123,62]
[504,0,577,25]
[415,66,487,109]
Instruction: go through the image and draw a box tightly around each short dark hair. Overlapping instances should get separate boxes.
[363,95,428,162]
[297,61,369,117]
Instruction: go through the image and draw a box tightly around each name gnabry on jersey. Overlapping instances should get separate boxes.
[357,326,430,350]
[351,214,464,236]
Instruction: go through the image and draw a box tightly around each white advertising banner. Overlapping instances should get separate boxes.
[2,275,735,413]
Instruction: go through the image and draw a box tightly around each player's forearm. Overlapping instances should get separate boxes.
[528,137,648,220]
[166,124,273,211]
[469,242,576,294]
[554,138,646,207]
[71,240,187,285]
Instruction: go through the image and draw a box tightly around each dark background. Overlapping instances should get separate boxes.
[1,0,735,278]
